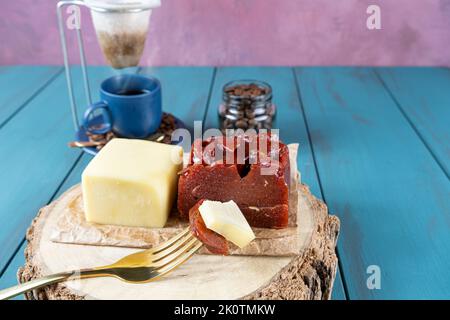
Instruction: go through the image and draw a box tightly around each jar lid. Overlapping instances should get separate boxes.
[84,0,161,12]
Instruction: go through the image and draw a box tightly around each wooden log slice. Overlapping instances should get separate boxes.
[17,184,340,300]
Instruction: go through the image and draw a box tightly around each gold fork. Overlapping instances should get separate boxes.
[0,227,202,300]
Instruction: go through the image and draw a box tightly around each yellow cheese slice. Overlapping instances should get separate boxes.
[198,200,255,248]
[82,138,183,228]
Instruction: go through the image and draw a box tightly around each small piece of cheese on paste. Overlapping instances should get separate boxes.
[198,200,255,248]
[82,138,183,228]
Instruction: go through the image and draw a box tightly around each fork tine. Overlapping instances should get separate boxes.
[151,232,196,261]
[148,227,191,254]
[151,236,199,267]
[108,228,193,268]
[150,240,203,281]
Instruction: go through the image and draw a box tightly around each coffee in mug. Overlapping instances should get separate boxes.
[82,74,162,139]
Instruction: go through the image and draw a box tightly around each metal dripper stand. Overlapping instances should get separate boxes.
[56,0,160,131]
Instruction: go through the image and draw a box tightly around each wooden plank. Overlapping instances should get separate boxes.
[204,67,347,299]
[139,67,215,134]
[0,66,62,127]
[0,155,93,297]
[0,242,26,300]
[0,67,216,294]
[331,268,346,300]
[0,67,116,272]
[295,67,450,299]
[376,67,450,177]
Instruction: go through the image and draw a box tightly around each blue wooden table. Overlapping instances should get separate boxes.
[0,66,449,300]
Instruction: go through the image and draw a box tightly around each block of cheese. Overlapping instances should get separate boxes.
[82,138,183,228]
[198,200,255,248]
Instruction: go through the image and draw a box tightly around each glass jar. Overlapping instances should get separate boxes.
[218,80,276,133]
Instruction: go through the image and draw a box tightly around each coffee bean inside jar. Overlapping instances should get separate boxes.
[218,80,276,133]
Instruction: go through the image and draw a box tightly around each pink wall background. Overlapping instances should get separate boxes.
[1,0,450,66]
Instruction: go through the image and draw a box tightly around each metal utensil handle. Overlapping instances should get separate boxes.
[0,268,113,300]
[0,271,72,300]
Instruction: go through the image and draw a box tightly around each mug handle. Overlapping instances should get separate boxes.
[82,101,112,135]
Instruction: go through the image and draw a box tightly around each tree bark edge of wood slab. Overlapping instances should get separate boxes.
[17,184,340,300]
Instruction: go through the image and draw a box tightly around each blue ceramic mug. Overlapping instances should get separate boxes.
[82,74,162,139]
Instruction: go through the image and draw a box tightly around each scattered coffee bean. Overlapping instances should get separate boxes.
[235,120,248,129]
[82,112,180,150]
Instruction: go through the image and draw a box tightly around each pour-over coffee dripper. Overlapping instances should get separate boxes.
[86,0,158,69]
[56,0,161,131]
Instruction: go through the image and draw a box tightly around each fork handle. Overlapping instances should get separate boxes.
[0,271,74,300]
[0,268,108,300]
